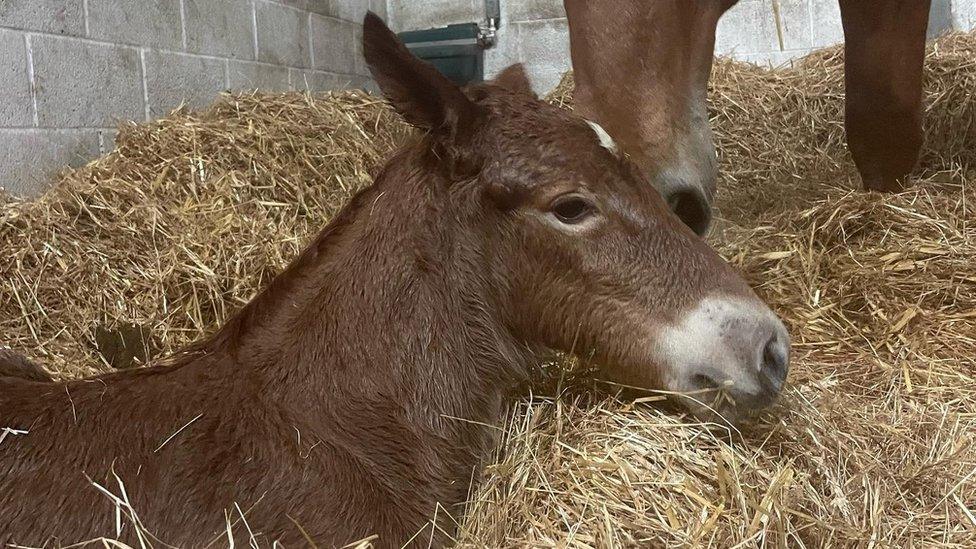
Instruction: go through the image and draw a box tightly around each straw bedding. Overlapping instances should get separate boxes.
[2,33,975,547]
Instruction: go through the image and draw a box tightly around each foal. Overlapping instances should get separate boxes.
[0,14,789,547]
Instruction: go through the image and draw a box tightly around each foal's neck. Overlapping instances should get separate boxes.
[209,148,531,430]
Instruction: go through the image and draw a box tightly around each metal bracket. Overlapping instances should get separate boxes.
[478,0,501,48]
[478,18,498,48]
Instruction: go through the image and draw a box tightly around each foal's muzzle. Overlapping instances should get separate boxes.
[657,294,791,423]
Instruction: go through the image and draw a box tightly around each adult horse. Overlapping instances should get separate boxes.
[0,12,788,548]
[566,0,933,235]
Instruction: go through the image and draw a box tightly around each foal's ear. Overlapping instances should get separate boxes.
[363,12,484,138]
[491,64,536,98]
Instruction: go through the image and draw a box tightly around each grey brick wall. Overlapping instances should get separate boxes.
[390,0,970,96]
[954,0,976,28]
[0,0,379,196]
[391,0,481,33]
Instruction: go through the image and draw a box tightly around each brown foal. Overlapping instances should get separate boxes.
[0,13,789,547]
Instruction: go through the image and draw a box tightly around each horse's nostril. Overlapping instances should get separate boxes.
[667,189,711,236]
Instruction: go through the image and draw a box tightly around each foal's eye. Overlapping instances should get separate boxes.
[550,195,594,225]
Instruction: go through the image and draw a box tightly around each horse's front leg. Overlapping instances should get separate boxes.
[839,0,931,191]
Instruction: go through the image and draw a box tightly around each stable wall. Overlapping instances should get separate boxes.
[0,0,386,196]
[390,0,968,95]
[5,1,974,197]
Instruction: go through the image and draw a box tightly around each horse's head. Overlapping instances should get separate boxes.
[566,0,740,235]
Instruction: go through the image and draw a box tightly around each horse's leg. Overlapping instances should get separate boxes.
[839,0,931,191]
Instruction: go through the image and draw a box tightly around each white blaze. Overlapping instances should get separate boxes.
[585,120,618,153]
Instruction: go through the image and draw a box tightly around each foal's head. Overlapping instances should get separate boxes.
[363,13,788,424]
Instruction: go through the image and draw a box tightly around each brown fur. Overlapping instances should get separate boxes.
[0,14,769,547]
[565,0,930,226]
[840,0,931,191]
[565,0,735,236]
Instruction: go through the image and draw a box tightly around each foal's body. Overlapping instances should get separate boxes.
[1,148,523,545]
[1,13,789,547]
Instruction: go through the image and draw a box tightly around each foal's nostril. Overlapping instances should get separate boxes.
[761,333,790,392]
[691,373,720,391]
[667,189,712,236]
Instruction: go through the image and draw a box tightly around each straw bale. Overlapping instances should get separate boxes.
[0,92,411,375]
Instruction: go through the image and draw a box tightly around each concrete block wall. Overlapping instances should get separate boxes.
[390,0,971,96]
[391,0,482,32]
[0,0,387,196]
[954,0,976,28]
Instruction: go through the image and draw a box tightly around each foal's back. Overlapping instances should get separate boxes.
[0,359,259,544]
[1,302,471,548]
[0,358,404,545]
